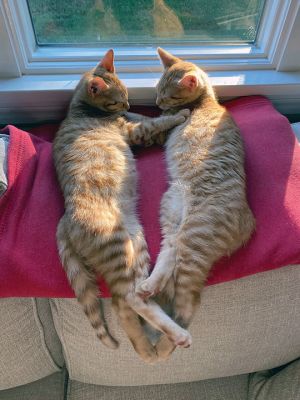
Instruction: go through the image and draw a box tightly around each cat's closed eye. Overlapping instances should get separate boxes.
[107,101,117,106]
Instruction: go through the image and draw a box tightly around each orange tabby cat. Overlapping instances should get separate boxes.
[137,48,256,360]
[53,49,192,363]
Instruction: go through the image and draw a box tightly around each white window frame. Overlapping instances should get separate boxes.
[2,0,298,74]
[0,0,300,123]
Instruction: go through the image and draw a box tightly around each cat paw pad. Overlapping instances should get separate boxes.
[172,330,192,348]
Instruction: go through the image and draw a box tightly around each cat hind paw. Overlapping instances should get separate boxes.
[136,280,159,299]
[171,329,192,348]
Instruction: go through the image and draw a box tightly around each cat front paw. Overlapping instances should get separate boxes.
[178,108,191,118]
[174,108,190,124]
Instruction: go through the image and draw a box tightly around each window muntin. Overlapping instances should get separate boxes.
[27,0,266,46]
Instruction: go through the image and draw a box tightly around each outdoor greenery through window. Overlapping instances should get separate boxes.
[27,0,266,46]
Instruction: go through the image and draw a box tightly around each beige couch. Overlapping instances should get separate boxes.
[0,265,299,399]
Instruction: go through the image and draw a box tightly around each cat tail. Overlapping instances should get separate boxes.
[56,219,119,349]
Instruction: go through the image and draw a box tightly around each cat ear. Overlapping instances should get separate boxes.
[157,47,179,68]
[177,74,198,91]
[88,77,109,97]
[97,49,115,73]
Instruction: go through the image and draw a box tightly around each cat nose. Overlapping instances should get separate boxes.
[124,101,130,110]
[156,97,161,106]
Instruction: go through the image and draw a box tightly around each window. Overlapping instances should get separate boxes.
[27,0,265,45]
[2,0,299,74]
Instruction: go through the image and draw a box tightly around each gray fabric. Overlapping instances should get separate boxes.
[0,134,9,195]
[67,374,248,400]
[35,298,64,367]
[291,122,300,142]
[50,265,300,386]
[0,298,61,390]
[0,371,67,400]
[248,358,300,400]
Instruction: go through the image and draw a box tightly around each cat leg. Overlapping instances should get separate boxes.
[155,217,217,360]
[57,219,118,349]
[156,209,214,360]
[154,259,205,361]
[172,203,245,329]
[125,291,192,348]
[137,183,185,298]
[113,220,158,363]
[112,297,158,364]
[124,112,167,145]
[125,109,190,146]
[136,244,176,298]
[156,206,255,360]
[118,185,191,354]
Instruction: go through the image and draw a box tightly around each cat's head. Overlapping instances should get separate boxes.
[74,49,129,113]
[156,47,215,110]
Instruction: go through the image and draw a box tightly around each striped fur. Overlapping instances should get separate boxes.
[137,48,256,360]
[53,50,191,363]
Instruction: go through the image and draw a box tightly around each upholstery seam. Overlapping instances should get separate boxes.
[31,297,61,372]
[49,298,74,379]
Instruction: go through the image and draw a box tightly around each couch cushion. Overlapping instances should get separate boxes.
[248,358,300,400]
[50,265,300,386]
[0,298,62,390]
[0,96,300,297]
[35,298,64,368]
[67,374,248,400]
[0,371,66,400]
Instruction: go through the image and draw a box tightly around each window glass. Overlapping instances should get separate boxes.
[27,0,266,45]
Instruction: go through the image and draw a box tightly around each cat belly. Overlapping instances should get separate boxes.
[165,129,182,181]
[119,155,138,218]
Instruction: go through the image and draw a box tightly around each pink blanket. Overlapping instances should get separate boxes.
[0,96,299,297]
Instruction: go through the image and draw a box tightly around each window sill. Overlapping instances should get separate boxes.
[1,69,300,124]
